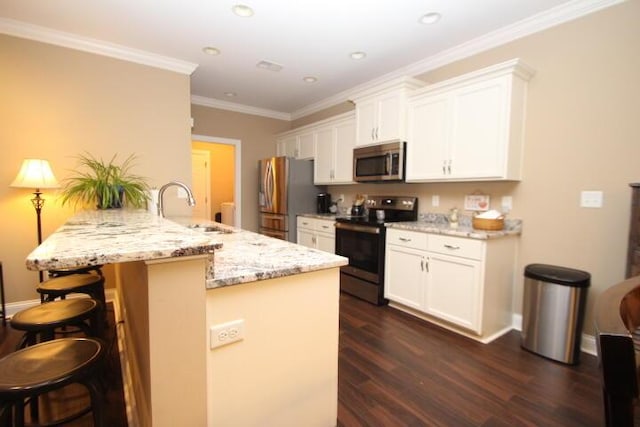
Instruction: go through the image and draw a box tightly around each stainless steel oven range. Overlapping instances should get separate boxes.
[335,196,418,305]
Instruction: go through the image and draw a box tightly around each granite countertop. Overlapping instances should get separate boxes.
[26,210,348,289]
[388,213,522,240]
[26,210,222,271]
[178,218,347,288]
[298,212,522,240]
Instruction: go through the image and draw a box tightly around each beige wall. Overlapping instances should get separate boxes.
[191,141,235,219]
[323,1,639,335]
[190,105,290,231]
[0,34,193,303]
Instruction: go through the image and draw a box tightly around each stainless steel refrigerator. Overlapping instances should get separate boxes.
[258,156,322,242]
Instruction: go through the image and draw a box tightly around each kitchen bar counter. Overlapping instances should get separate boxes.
[25,209,345,427]
[25,210,222,271]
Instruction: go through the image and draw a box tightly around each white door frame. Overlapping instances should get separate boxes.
[191,149,212,220]
[191,134,242,228]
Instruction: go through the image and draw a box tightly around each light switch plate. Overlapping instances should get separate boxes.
[501,196,513,212]
[432,195,440,207]
[177,187,188,199]
[580,191,603,208]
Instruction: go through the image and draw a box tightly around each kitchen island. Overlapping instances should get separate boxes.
[26,210,347,427]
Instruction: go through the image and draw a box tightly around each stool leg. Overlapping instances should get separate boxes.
[85,379,106,427]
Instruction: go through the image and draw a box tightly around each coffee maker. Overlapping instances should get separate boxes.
[316,193,331,214]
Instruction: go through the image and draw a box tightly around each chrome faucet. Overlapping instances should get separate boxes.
[157,181,196,217]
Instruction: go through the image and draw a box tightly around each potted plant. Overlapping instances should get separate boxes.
[60,153,150,209]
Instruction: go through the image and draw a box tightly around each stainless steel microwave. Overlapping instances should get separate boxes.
[353,141,405,182]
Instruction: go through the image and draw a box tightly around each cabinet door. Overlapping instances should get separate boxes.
[448,77,507,179]
[332,120,355,183]
[314,127,334,184]
[297,228,315,249]
[297,131,316,160]
[277,136,298,158]
[376,91,403,143]
[425,253,482,334]
[316,234,335,254]
[406,94,450,181]
[385,245,425,310]
[355,99,376,146]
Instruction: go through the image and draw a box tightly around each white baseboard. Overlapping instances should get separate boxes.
[512,313,597,357]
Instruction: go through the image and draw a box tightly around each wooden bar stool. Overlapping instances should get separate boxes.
[0,338,106,426]
[10,299,100,349]
[37,273,105,307]
[48,265,103,278]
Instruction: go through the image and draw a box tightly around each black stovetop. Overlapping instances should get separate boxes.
[336,196,418,228]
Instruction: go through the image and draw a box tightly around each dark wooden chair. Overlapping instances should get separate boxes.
[594,275,640,426]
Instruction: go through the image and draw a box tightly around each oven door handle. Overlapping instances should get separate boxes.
[335,222,380,235]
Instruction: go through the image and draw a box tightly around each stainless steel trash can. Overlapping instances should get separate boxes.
[521,264,590,364]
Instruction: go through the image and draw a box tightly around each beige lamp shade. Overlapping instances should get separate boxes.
[10,159,60,190]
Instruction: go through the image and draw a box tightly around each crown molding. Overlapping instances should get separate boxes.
[191,95,291,121]
[291,0,625,120]
[0,18,198,75]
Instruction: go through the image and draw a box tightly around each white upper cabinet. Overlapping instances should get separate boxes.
[406,59,534,182]
[296,131,316,160]
[314,114,356,185]
[354,77,425,147]
[276,135,298,158]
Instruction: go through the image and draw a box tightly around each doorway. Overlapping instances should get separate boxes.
[191,135,242,227]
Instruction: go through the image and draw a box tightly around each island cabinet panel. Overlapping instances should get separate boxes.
[406,59,534,182]
[206,269,339,427]
[384,228,517,343]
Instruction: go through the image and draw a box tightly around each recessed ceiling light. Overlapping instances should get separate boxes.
[232,4,254,17]
[202,46,221,56]
[350,51,367,60]
[419,12,441,25]
[303,76,318,83]
[256,60,283,72]
[224,92,237,97]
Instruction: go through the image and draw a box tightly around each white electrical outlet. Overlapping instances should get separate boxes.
[580,191,603,208]
[177,187,188,199]
[210,319,245,349]
[432,195,440,207]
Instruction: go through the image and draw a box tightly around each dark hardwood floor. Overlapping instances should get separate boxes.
[337,293,608,427]
[0,303,127,427]
[0,294,626,426]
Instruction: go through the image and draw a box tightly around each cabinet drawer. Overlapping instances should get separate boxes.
[387,229,428,250]
[297,216,315,230]
[315,219,335,236]
[427,235,483,260]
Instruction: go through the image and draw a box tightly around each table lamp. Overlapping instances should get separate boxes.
[11,159,60,281]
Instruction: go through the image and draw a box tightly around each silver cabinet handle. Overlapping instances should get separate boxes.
[447,159,452,174]
[399,237,411,242]
[420,259,424,271]
[442,161,446,175]
[444,244,460,250]
[371,128,375,140]
[375,127,379,140]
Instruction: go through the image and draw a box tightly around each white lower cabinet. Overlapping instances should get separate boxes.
[296,217,335,254]
[385,228,516,342]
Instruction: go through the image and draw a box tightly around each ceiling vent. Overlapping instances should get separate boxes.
[256,60,283,72]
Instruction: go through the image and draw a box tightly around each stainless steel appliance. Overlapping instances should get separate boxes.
[258,156,322,242]
[353,140,406,182]
[335,196,418,305]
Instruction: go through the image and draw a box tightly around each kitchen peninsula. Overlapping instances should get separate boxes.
[26,210,347,427]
